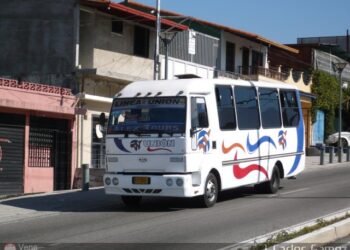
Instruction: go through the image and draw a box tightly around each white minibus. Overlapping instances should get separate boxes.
[102,78,305,207]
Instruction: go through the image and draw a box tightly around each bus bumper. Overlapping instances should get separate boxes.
[103,173,203,197]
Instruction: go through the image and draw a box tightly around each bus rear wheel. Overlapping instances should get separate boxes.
[121,195,142,207]
[255,167,280,194]
[200,173,218,208]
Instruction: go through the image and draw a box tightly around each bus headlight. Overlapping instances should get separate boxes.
[166,178,173,186]
[105,177,111,185]
[112,177,119,185]
[176,178,184,187]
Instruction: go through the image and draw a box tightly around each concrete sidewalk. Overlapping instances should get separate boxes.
[305,154,350,171]
[0,187,118,225]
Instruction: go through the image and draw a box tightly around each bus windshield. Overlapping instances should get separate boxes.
[107,97,186,134]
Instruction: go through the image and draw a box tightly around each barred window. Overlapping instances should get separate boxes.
[29,128,54,167]
[92,116,107,168]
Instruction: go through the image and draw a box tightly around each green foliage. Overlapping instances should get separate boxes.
[311,70,339,137]
[251,212,350,250]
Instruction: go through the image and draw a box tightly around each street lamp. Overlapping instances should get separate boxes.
[332,62,347,162]
[159,32,177,79]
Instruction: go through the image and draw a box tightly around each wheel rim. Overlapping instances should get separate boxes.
[206,179,217,202]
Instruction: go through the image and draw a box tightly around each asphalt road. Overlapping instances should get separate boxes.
[0,165,350,245]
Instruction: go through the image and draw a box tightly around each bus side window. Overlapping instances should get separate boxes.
[191,97,209,129]
[280,90,300,127]
[234,86,260,130]
[215,85,236,130]
[258,88,281,129]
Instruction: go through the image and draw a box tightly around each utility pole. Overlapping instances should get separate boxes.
[153,0,161,80]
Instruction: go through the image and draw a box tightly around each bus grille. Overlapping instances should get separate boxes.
[123,188,162,194]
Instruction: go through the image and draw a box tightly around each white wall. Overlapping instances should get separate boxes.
[160,56,215,79]
[79,9,155,82]
[220,31,269,72]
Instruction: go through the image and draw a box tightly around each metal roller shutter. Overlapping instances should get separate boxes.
[0,113,25,195]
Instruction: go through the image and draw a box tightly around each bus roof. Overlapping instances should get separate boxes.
[116,78,298,98]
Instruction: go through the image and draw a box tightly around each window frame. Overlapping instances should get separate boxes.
[91,115,108,169]
[258,87,282,129]
[133,25,150,58]
[191,97,209,129]
[279,89,300,128]
[226,41,236,73]
[215,85,237,131]
[111,18,123,35]
[234,86,261,130]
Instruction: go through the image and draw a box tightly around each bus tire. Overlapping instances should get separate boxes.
[255,167,280,194]
[201,173,218,208]
[121,195,142,207]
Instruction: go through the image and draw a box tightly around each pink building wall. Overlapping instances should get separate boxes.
[0,78,78,193]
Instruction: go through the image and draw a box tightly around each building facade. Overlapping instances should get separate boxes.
[0,0,316,193]
[0,0,80,194]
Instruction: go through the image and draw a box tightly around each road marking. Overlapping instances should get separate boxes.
[267,187,310,197]
[280,187,310,195]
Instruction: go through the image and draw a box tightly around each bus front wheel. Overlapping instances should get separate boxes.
[200,173,218,208]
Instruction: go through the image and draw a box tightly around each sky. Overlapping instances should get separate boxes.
[121,0,350,44]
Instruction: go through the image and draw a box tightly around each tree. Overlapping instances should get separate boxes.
[311,70,339,137]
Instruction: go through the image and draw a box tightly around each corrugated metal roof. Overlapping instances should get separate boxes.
[122,1,299,54]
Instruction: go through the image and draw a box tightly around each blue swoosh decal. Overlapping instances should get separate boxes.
[287,91,304,175]
[114,138,131,153]
[247,135,276,153]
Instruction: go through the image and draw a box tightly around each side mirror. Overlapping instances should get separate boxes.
[99,113,106,127]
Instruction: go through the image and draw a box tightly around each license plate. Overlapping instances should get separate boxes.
[132,176,150,185]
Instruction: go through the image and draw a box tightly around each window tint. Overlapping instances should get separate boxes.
[234,86,260,129]
[191,97,209,128]
[280,90,300,127]
[258,88,281,128]
[215,85,236,130]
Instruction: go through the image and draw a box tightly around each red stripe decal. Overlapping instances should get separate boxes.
[233,152,268,179]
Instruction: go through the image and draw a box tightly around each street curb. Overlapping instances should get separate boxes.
[282,217,350,245]
[219,208,350,250]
